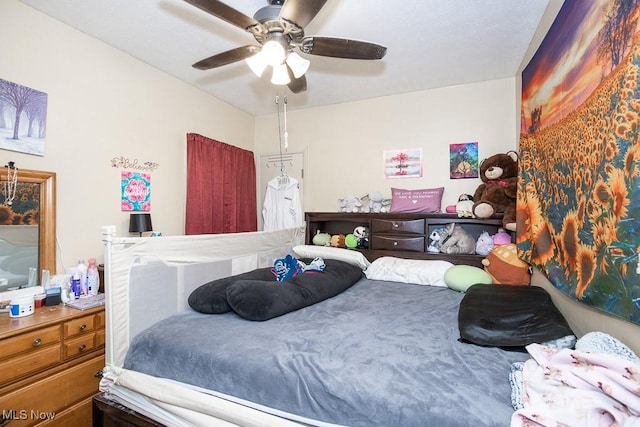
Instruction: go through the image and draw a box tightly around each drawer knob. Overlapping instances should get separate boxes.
[393,223,398,228]
[79,324,87,332]
[32,338,42,347]
[79,344,87,352]
[95,369,104,378]
[393,241,398,246]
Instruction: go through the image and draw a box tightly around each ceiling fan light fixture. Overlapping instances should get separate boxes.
[245,51,268,77]
[286,51,310,78]
[262,39,286,67]
[271,63,291,85]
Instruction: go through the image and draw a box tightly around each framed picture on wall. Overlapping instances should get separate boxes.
[383,148,423,179]
[121,171,151,211]
[0,78,48,156]
[449,142,479,179]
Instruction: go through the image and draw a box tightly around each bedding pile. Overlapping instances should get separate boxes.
[511,332,640,426]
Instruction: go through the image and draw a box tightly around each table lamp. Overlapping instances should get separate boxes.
[129,213,152,237]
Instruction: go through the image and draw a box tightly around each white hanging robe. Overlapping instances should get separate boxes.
[262,176,303,231]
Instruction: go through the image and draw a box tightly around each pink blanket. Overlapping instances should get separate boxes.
[511,343,640,427]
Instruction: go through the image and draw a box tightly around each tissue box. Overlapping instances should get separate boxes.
[45,287,62,306]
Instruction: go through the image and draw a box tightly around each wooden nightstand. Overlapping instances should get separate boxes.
[0,304,105,426]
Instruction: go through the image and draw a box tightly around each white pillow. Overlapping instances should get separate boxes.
[364,256,453,286]
[292,245,370,270]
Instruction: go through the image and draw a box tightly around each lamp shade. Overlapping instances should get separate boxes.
[286,51,310,78]
[245,51,268,77]
[271,63,291,85]
[129,213,152,236]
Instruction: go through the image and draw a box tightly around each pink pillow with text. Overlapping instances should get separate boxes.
[390,187,444,213]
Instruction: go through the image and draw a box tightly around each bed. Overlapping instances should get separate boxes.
[96,226,572,427]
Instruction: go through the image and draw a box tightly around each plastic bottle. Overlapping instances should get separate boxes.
[87,258,100,296]
[76,259,88,295]
[71,270,81,298]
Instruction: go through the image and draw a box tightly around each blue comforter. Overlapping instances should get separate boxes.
[124,278,529,426]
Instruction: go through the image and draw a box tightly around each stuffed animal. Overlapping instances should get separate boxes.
[345,233,359,248]
[481,243,531,285]
[472,151,518,231]
[330,234,346,248]
[360,192,392,213]
[338,195,362,213]
[428,228,444,253]
[436,223,476,255]
[353,226,369,249]
[312,231,331,246]
[475,231,494,256]
[492,228,511,246]
[456,194,475,218]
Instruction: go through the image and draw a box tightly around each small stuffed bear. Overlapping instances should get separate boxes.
[472,151,518,231]
[436,223,476,255]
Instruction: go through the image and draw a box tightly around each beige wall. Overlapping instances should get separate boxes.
[1,0,254,274]
[254,78,518,215]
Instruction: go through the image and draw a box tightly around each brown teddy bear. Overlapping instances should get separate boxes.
[472,151,518,231]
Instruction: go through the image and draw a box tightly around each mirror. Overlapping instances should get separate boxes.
[0,168,56,292]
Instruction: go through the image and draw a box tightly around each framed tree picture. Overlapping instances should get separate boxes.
[383,148,423,179]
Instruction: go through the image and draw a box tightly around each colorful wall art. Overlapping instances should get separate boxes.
[121,171,151,212]
[449,142,479,179]
[518,0,640,325]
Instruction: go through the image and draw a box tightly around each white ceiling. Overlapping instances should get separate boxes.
[18,0,553,116]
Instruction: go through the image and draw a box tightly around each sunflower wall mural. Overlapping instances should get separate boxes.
[518,0,640,325]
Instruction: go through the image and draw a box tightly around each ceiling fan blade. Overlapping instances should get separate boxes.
[183,0,260,31]
[301,37,387,60]
[192,45,261,70]
[279,0,328,28]
[286,66,307,93]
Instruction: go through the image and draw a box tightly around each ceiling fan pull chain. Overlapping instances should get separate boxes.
[283,95,289,152]
[275,95,286,178]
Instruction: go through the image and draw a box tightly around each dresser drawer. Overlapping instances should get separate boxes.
[64,314,96,338]
[0,325,61,360]
[371,235,425,252]
[0,354,104,427]
[0,345,61,385]
[371,218,425,234]
[64,333,97,359]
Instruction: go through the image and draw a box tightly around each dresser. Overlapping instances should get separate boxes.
[305,212,513,268]
[0,305,105,426]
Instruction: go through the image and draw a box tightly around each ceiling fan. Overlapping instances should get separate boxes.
[183,0,387,93]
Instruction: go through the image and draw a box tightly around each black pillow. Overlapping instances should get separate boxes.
[458,284,573,347]
[226,259,363,321]
[188,267,276,314]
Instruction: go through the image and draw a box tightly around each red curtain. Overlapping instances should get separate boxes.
[185,133,257,234]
